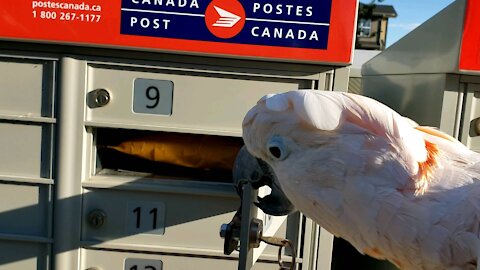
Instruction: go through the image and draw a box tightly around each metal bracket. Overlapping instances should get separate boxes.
[220,182,260,270]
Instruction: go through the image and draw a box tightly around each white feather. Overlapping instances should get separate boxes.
[264,93,289,111]
[294,91,345,130]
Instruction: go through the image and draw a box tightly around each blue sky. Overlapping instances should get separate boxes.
[360,0,455,47]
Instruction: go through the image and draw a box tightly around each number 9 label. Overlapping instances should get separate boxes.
[133,78,173,115]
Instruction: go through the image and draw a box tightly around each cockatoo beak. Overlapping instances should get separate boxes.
[233,146,296,216]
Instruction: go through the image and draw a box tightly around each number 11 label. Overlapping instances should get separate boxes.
[133,78,173,115]
[127,201,166,235]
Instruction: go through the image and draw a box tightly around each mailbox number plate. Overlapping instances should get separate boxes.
[127,201,166,235]
[133,78,173,115]
[124,258,163,270]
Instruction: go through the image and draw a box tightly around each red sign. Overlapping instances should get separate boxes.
[0,0,357,64]
[459,0,480,72]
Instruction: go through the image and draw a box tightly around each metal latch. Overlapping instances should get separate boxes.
[220,215,263,254]
[220,201,296,270]
[220,146,298,270]
[220,180,296,270]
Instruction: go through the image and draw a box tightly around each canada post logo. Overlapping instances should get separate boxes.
[205,0,245,38]
[120,0,332,50]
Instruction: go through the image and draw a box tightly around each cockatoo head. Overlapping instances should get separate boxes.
[239,90,350,216]
[240,90,435,215]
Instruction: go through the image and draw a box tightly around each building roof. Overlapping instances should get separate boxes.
[359,3,397,18]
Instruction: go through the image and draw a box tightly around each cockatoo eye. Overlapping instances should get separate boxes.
[267,136,289,161]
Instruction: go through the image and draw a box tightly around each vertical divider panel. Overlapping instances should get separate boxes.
[53,57,86,270]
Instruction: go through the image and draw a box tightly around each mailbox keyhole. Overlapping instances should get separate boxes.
[87,89,111,108]
[88,209,107,228]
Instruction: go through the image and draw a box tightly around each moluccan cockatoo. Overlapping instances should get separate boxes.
[241,90,480,270]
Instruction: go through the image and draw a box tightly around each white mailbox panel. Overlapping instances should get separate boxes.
[86,64,313,135]
[0,59,54,118]
[0,183,50,236]
[82,187,238,252]
[0,122,53,179]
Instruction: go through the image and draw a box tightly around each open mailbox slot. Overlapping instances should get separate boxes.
[94,128,243,182]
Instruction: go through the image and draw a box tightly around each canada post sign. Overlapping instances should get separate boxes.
[121,0,331,49]
[0,0,357,63]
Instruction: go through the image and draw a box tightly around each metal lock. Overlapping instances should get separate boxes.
[220,216,264,254]
[87,209,107,228]
[87,88,111,108]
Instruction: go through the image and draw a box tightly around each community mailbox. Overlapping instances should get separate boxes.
[0,0,357,269]
[361,0,480,151]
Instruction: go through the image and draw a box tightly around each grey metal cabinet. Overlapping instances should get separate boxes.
[0,41,352,270]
